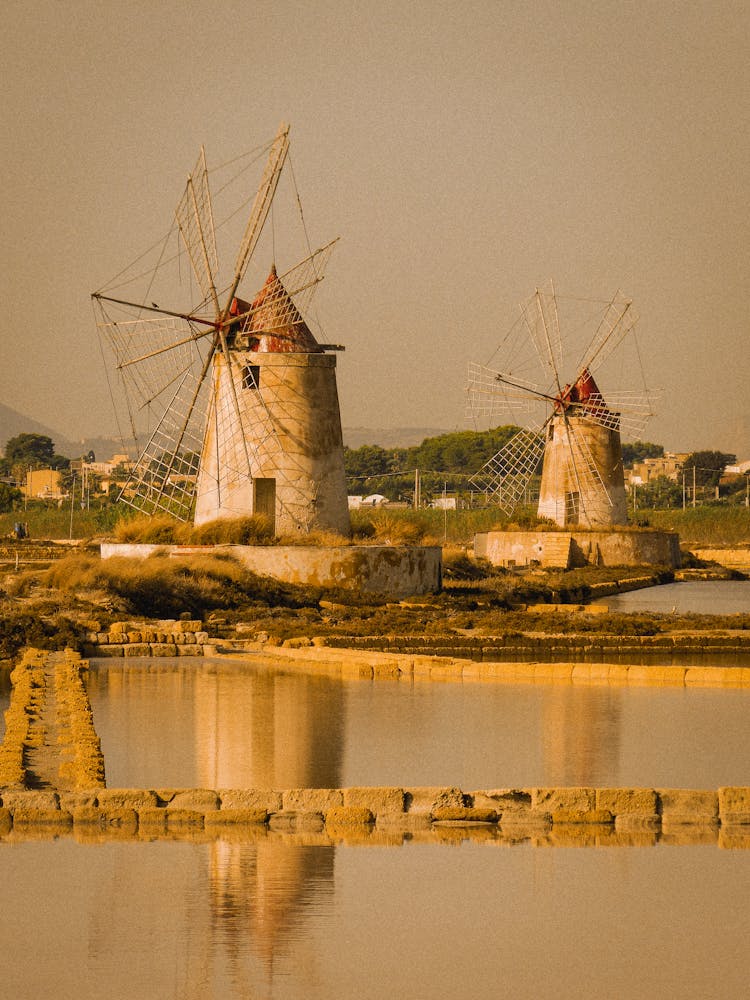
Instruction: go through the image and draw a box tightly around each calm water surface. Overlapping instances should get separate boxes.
[0,837,747,1000]
[87,657,750,789]
[3,579,750,999]
[604,579,750,614]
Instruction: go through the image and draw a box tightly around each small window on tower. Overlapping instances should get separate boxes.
[242,365,260,390]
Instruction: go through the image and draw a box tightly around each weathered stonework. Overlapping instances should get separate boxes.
[475,528,681,569]
[100,542,442,597]
[0,784,746,845]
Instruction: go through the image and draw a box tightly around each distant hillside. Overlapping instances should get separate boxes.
[343,427,453,449]
[0,407,450,458]
[0,403,131,461]
[0,403,72,452]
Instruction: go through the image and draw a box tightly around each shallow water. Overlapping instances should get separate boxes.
[0,837,748,1000]
[4,579,750,999]
[87,657,750,789]
[603,579,750,614]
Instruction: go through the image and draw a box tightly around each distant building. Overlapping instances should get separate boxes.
[627,452,691,486]
[724,459,750,475]
[23,468,63,500]
[69,453,136,495]
[431,496,457,510]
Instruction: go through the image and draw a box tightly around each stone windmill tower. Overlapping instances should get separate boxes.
[467,282,656,528]
[93,123,350,537]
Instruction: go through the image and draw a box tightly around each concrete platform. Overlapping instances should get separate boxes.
[101,542,442,596]
[474,528,681,569]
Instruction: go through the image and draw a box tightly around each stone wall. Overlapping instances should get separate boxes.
[0,784,747,846]
[475,528,681,569]
[82,619,210,658]
[692,547,750,572]
[251,641,750,678]
[100,543,442,596]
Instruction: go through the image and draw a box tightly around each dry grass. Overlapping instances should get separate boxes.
[114,515,182,544]
[8,551,319,619]
[187,515,274,545]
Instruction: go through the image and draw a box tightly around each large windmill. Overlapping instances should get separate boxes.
[467,282,656,528]
[92,123,351,537]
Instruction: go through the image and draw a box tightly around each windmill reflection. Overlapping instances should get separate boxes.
[541,684,622,786]
[194,664,344,982]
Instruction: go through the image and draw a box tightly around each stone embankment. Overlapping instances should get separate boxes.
[0,783,748,848]
[691,547,750,573]
[291,633,750,669]
[220,642,750,686]
[82,619,210,658]
[0,648,105,791]
[3,648,749,845]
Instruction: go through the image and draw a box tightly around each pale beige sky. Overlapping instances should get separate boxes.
[1,0,749,455]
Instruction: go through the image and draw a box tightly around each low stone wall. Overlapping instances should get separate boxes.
[692,547,750,572]
[0,784,747,846]
[255,640,750,679]
[82,619,210,658]
[0,648,105,790]
[100,542,442,596]
[475,528,681,569]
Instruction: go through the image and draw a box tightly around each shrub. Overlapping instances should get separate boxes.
[12,552,322,618]
[114,515,181,544]
[0,610,87,658]
[187,515,274,545]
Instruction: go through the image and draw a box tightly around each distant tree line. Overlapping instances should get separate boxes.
[0,433,72,512]
[345,429,742,506]
[344,426,524,502]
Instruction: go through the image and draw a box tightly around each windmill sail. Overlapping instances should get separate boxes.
[174,147,220,313]
[467,282,655,527]
[94,123,350,535]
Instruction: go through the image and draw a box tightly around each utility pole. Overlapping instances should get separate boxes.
[692,464,696,508]
[69,474,76,540]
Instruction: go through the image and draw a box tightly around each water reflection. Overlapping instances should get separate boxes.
[541,685,622,786]
[208,839,333,989]
[86,662,344,789]
[87,658,750,790]
[1,837,749,1000]
[603,579,750,614]
[86,661,345,989]
[192,667,344,789]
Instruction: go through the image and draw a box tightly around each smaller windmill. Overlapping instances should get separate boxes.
[92,123,350,537]
[467,282,657,527]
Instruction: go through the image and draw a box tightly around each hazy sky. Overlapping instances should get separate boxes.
[2,0,749,456]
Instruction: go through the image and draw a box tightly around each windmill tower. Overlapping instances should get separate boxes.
[467,282,656,528]
[93,123,351,538]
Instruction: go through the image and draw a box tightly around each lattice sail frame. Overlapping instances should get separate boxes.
[468,427,546,513]
[121,368,210,519]
[467,282,658,516]
[94,123,335,522]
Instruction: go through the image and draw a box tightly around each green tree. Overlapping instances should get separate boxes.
[682,450,736,488]
[634,475,682,509]
[0,482,22,512]
[621,441,664,466]
[4,433,70,472]
[344,444,393,480]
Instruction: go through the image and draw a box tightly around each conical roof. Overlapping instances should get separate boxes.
[230,266,321,353]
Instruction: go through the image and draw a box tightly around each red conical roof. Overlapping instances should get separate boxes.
[230,266,321,353]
